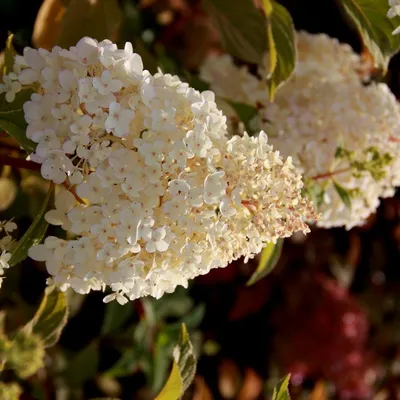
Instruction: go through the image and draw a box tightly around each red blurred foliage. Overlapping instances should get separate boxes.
[273,273,377,399]
[141,0,220,69]
[228,280,271,322]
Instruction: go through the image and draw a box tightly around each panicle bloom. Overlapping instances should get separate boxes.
[200,32,400,230]
[388,0,400,35]
[0,219,18,288]
[0,37,316,302]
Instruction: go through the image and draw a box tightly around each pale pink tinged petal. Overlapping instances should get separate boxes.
[56,190,76,212]
[18,69,39,85]
[45,210,65,225]
[110,80,123,92]
[28,245,51,262]
[59,70,77,91]
[23,48,46,70]
[156,240,168,252]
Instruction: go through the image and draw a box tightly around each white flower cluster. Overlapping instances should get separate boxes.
[388,0,400,35]
[201,32,400,230]
[0,220,17,288]
[0,37,316,303]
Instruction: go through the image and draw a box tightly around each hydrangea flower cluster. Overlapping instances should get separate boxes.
[0,219,18,288]
[201,32,400,229]
[0,37,316,302]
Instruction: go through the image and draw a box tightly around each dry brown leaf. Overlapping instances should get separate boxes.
[0,51,5,79]
[309,381,327,400]
[193,376,214,400]
[33,0,66,49]
[345,233,361,267]
[139,0,159,7]
[139,0,189,12]
[236,368,263,400]
[157,10,175,25]
[95,374,122,398]
[218,359,241,399]
[57,0,122,48]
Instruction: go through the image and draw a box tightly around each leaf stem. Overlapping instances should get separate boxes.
[311,167,351,181]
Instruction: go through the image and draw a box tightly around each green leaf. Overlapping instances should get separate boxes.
[3,33,16,76]
[179,304,205,331]
[153,288,193,319]
[101,301,133,335]
[0,89,36,153]
[156,324,197,399]
[118,0,142,45]
[247,239,283,286]
[333,181,352,209]
[262,0,296,100]
[134,40,158,75]
[224,100,258,134]
[23,285,68,348]
[337,0,400,71]
[163,304,206,336]
[104,348,138,378]
[272,374,291,400]
[0,120,34,152]
[0,89,33,112]
[302,181,326,208]
[63,341,100,385]
[152,331,174,393]
[57,0,122,48]
[183,72,210,92]
[9,183,54,267]
[202,0,267,64]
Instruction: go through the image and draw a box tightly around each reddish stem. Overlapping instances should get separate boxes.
[0,153,41,172]
[311,167,351,181]
[0,153,86,205]
[389,136,400,143]
[62,181,85,205]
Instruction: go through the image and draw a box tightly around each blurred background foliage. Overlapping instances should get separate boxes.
[1,0,400,399]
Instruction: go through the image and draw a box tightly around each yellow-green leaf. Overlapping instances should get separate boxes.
[155,360,182,400]
[156,323,197,400]
[6,331,45,379]
[3,34,16,76]
[23,285,68,348]
[272,374,291,400]
[9,183,54,267]
[262,0,277,76]
[337,0,400,72]
[247,239,283,286]
[202,0,267,64]
[261,1,296,100]
[57,0,122,48]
